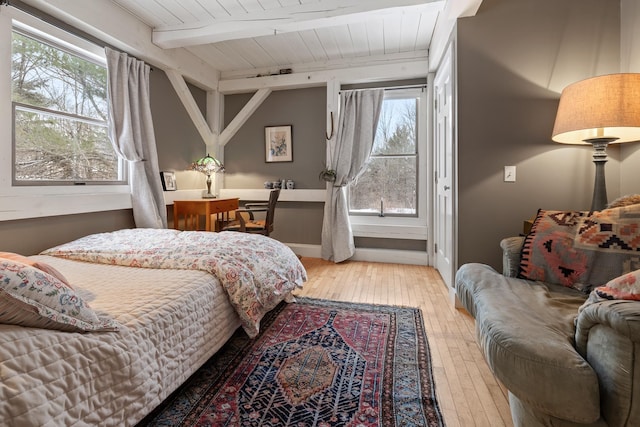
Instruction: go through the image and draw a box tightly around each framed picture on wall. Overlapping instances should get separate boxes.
[160,171,177,191]
[265,125,293,162]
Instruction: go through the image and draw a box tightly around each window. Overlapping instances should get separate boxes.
[11,26,122,185]
[349,89,422,217]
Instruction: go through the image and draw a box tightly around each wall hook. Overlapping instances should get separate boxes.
[325,111,335,140]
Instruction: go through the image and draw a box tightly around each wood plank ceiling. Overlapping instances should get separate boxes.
[110,0,446,78]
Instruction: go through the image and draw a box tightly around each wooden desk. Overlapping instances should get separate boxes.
[173,198,239,231]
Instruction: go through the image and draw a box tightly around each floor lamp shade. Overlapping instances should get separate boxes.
[552,73,640,211]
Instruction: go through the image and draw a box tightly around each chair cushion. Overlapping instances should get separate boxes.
[456,263,600,423]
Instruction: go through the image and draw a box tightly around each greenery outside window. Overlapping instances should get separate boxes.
[349,89,421,217]
[11,26,123,185]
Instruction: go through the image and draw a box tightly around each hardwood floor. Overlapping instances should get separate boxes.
[293,257,514,427]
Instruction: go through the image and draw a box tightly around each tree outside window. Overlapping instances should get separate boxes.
[349,92,419,216]
[11,28,122,184]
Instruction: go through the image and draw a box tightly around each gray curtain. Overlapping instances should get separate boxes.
[321,89,384,262]
[106,47,167,228]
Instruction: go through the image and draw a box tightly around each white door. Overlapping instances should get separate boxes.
[433,45,455,291]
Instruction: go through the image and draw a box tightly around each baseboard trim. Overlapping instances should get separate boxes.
[285,243,429,266]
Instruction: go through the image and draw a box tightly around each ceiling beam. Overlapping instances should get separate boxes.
[164,69,215,146]
[219,89,272,147]
[153,0,444,49]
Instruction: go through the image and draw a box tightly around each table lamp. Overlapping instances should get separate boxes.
[552,73,640,212]
[191,154,224,198]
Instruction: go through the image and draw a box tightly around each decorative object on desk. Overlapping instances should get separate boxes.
[286,179,295,189]
[552,73,640,212]
[265,125,293,162]
[191,153,224,199]
[272,180,282,189]
[318,168,336,182]
[264,181,273,189]
[159,171,177,191]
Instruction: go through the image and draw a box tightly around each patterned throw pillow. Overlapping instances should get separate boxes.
[519,205,640,292]
[0,259,119,332]
[0,252,71,287]
[518,209,590,290]
[594,270,640,300]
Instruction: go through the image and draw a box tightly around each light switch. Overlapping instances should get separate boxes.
[504,166,516,182]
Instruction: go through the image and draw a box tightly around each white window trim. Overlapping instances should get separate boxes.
[0,7,131,222]
[349,87,429,240]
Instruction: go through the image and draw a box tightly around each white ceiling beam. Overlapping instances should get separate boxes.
[164,69,215,146]
[429,0,484,72]
[19,0,220,90]
[219,88,272,146]
[218,60,429,94]
[153,0,444,49]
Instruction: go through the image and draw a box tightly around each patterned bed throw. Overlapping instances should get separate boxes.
[41,229,307,337]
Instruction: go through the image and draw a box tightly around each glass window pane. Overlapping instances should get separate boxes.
[349,157,417,215]
[11,32,108,120]
[372,97,417,155]
[14,108,118,181]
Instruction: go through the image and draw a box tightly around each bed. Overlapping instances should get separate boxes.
[0,228,306,426]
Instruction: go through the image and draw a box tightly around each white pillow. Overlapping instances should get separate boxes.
[0,259,119,332]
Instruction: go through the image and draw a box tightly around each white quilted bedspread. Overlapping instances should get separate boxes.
[41,229,307,338]
[0,256,241,427]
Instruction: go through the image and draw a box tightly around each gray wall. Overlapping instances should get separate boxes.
[153,70,207,171]
[456,0,622,270]
[224,88,327,190]
[223,87,327,244]
[0,210,135,255]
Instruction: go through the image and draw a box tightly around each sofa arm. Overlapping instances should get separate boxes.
[575,298,640,426]
[500,236,524,277]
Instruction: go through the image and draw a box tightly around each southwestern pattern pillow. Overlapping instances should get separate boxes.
[594,269,640,301]
[0,259,119,332]
[519,205,640,292]
[518,209,589,290]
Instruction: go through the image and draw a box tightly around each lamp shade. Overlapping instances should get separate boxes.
[191,154,224,175]
[552,73,640,144]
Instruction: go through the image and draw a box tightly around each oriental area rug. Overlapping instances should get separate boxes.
[139,298,445,427]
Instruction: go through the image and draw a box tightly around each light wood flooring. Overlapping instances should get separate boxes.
[293,257,514,427]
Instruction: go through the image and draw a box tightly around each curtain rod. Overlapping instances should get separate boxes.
[2,0,153,69]
[339,84,426,94]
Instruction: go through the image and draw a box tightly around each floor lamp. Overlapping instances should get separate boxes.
[552,73,640,212]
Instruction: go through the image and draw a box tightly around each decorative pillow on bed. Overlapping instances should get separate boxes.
[519,205,640,292]
[0,252,71,287]
[593,269,640,300]
[0,259,119,332]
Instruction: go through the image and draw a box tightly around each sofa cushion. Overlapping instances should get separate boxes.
[519,205,640,292]
[456,263,600,423]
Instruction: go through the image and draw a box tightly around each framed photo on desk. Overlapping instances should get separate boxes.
[160,171,177,191]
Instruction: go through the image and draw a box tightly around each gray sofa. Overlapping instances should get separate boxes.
[455,236,640,427]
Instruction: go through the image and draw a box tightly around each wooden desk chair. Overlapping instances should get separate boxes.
[222,189,280,236]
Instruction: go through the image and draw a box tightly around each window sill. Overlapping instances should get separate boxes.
[0,192,132,222]
[351,222,428,240]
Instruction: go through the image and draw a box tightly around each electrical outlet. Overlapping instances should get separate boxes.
[504,166,516,182]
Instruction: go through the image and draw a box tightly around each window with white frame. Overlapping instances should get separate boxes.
[349,88,424,218]
[11,25,123,185]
